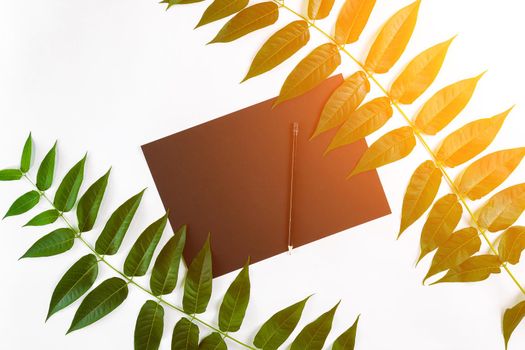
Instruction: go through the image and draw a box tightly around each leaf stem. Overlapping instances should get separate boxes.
[272,1,525,295]
[22,175,257,350]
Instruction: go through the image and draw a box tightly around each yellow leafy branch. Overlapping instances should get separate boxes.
[272,0,525,295]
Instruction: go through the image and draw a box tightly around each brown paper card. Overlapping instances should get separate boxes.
[142,75,391,277]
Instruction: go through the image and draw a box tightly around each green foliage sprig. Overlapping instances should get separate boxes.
[1,134,359,350]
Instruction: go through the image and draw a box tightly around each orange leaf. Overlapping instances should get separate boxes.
[431,255,501,284]
[334,0,376,45]
[276,43,341,106]
[308,0,336,20]
[503,300,525,350]
[413,73,484,135]
[418,194,462,262]
[326,97,392,152]
[208,2,279,44]
[399,161,442,237]
[478,183,525,233]
[390,37,455,104]
[348,126,416,178]
[364,1,420,74]
[436,108,510,168]
[243,21,310,82]
[424,227,480,283]
[498,226,525,265]
[311,71,370,138]
[455,148,525,200]
[196,0,249,28]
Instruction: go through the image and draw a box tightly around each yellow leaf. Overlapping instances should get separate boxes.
[163,0,205,10]
[418,194,462,262]
[208,2,279,44]
[455,148,525,200]
[326,97,392,152]
[334,0,376,45]
[308,0,336,20]
[311,71,369,138]
[196,0,249,28]
[390,37,455,104]
[364,1,420,74]
[503,300,525,350]
[413,73,484,135]
[424,227,481,283]
[243,21,310,82]
[436,108,511,168]
[398,161,442,237]
[478,183,525,233]
[498,226,525,265]
[276,43,341,106]
[431,255,501,284]
[348,126,416,178]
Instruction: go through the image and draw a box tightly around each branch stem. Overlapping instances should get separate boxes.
[272,1,525,294]
[22,175,256,350]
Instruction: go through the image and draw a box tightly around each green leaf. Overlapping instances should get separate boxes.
[219,259,250,332]
[4,190,40,219]
[24,209,60,227]
[0,169,23,181]
[53,154,86,212]
[290,302,339,350]
[208,2,279,44]
[150,225,186,296]
[332,315,359,350]
[134,300,164,350]
[253,296,310,350]
[67,277,128,333]
[76,169,111,233]
[20,132,32,173]
[196,0,249,28]
[199,333,227,350]
[95,190,145,255]
[183,235,213,314]
[36,142,57,191]
[503,300,525,350]
[20,228,76,259]
[124,212,168,277]
[171,318,199,350]
[47,254,99,320]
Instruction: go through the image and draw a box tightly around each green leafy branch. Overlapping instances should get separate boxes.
[1,134,359,350]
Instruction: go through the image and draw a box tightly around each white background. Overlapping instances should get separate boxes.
[1,0,525,349]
